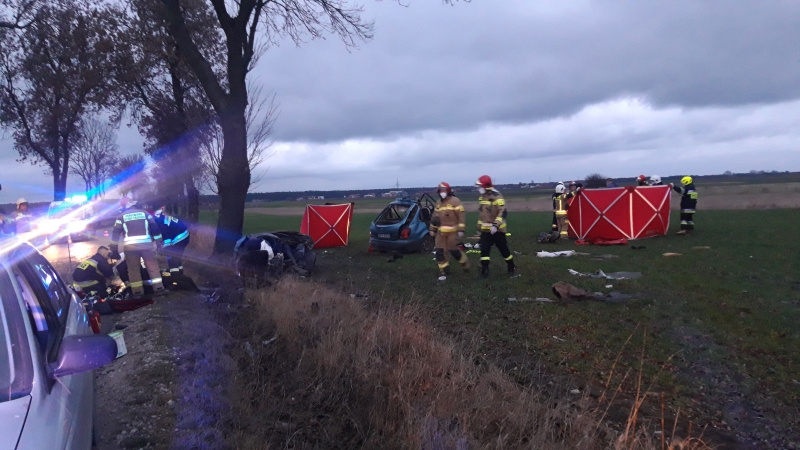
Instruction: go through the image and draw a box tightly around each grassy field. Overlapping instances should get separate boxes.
[201,207,800,445]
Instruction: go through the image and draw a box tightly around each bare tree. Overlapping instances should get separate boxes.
[201,85,277,194]
[0,1,117,201]
[158,0,372,254]
[112,0,223,222]
[111,154,147,198]
[70,117,120,197]
[0,0,40,29]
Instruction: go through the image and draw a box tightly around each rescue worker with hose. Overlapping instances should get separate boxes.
[475,175,515,278]
[110,197,166,298]
[429,182,470,278]
[72,246,115,296]
[153,202,190,278]
[672,176,698,235]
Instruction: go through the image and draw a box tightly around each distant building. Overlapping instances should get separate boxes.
[296,197,305,201]
[348,194,362,199]
[308,195,325,200]
[364,193,376,198]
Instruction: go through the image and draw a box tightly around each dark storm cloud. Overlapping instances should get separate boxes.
[256,0,800,142]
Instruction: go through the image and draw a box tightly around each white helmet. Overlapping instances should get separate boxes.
[16,198,27,208]
[650,175,661,184]
[555,184,566,194]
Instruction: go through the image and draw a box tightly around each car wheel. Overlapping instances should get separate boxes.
[421,235,434,253]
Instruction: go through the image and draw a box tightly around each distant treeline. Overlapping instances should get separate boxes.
[192,170,799,204]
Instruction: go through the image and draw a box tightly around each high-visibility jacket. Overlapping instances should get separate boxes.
[553,191,578,216]
[429,195,465,234]
[477,189,507,232]
[672,183,698,212]
[111,207,162,251]
[72,252,114,289]
[153,211,190,247]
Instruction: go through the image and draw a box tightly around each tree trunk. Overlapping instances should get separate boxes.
[185,175,200,223]
[213,106,250,255]
[53,170,67,201]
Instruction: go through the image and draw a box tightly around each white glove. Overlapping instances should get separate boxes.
[490,226,498,235]
[457,231,464,238]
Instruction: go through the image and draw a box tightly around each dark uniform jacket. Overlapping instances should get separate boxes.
[11,210,33,234]
[153,211,189,247]
[111,207,162,251]
[73,252,114,282]
[672,183,698,212]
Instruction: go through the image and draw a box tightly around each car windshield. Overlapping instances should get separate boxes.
[375,204,411,225]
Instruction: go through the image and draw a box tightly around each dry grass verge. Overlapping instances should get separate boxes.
[227,278,710,450]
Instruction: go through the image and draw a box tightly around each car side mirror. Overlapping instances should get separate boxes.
[49,335,118,378]
[419,208,432,222]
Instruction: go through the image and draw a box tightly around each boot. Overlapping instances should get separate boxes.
[507,261,516,277]
[478,264,489,279]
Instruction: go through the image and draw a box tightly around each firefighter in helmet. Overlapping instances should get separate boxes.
[110,197,166,298]
[153,202,191,277]
[475,175,515,278]
[553,183,580,240]
[429,182,470,278]
[672,176,698,235]
[636,175,648,186]
[551,182,565,233]
[10,198,33,234]
[649,175,663,186]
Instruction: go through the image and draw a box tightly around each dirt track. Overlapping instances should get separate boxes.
[248,183,800,216]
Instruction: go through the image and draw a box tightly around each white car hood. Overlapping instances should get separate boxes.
[0,395,30,450]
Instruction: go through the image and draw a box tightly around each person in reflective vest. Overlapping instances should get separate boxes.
[429,182,469,278]
[672,176,698,235]
[153,204,190,277]
[72,246,115,296]
[110,197,165,298]
[553,184,580,239]
[475,175,515,278]
[551,182,564,232]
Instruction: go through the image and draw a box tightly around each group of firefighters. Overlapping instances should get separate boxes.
[428,174,699,279]
[73,197,192,299]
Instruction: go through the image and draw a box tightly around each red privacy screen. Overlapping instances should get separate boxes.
[568,185,671,241]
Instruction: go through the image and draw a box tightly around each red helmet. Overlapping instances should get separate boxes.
[637,174,646,182]
[475,175,493,188]
[437,182,452,195]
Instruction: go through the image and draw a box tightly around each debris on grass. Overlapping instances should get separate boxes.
[553,336,566,342]
[537,250,577,258]
[568,269,642,280]
[630,245,646,250]
[507,297,554,303]
[692,246,711,249]
[552,281,634,303]
[663,252,683,257]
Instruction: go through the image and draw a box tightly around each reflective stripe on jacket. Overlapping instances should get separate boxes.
[111,208,162,250]
[430,196,465,233]
[477,189,507,231]
[154,212,190,246]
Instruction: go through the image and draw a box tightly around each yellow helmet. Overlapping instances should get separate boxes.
[681,176,693,185]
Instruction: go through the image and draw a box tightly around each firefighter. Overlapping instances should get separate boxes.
[636,175,648,186]
[672,176,698,235]
[475,175,515,278]
[153,203,190,277]
[568,181,583,194]
[649,175,663,186]
[72,246,114,296]
[10,198,33,235]
[551,182,565,233]
[110,197,165,298]
[553,183,580,240]
[429,182,470,278]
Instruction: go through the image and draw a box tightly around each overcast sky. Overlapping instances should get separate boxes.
[3,0,800,202]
